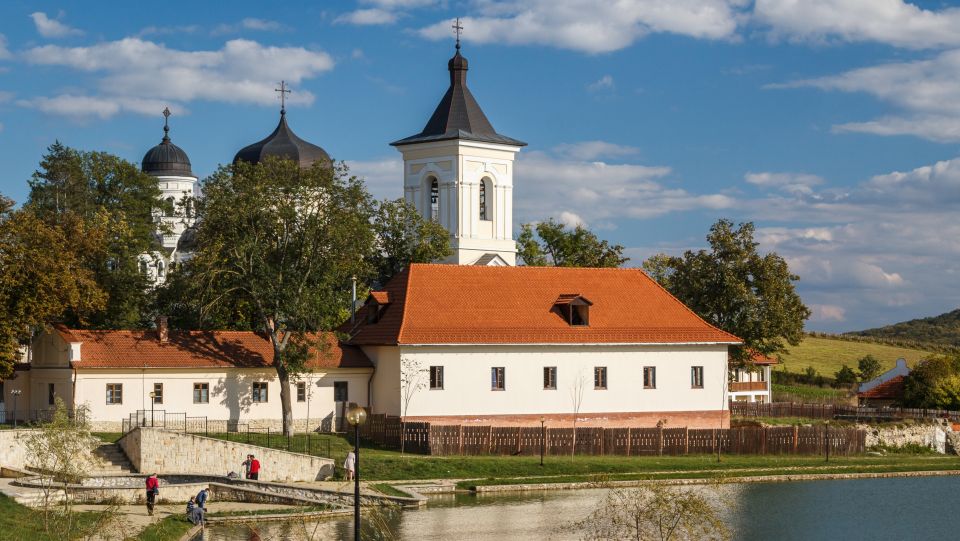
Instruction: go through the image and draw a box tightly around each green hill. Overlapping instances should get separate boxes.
[846,308,960,348]
[778,336,934,378]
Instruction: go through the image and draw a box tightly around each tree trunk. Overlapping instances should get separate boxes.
[275,353,294,437]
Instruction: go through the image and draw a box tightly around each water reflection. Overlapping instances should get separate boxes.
[199,476,960,540]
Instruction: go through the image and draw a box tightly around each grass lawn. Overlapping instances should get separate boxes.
[780,336,933,377]
[136,514,196,541]
[206,505,331,518]
[0,493,105,541]
[370,483,414,498]
[771,383,849,402]
[92,432,124,444]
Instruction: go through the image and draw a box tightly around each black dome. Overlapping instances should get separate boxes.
[233,111,330,169]
[176,225,198,253]
[142,109,194,176]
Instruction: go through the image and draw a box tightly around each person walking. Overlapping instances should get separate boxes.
[242,454,252,479]
[145,473,159,516]
[249,454,261,480]
[344,450,356,481]
[196,487,210,511]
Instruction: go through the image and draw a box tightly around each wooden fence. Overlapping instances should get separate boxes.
[358,414,865,457]
[731,401,960,422]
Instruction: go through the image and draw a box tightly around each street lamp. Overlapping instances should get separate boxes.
[10,389,21,429]
[149,391,156,427]
[346,403,368,541]
[540,416,546,467]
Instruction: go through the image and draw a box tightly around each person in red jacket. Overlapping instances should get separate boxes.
[145,473,159,516]
[249,455,261,480]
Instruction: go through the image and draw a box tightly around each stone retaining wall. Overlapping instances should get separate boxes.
[119,428,334,482]
[859,422,949,453]
[0,430,33,470]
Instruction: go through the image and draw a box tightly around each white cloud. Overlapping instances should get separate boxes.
[345,157,402,201]
[753,0,960,49]
[335,9,398,25]
[135,24,202,38]
[558,211,585,228]
[0,35,11,60]
[773,49,960,142]
[587,75,615,92]
[554,141,640,161]
[212,18,286,35]
[30,12,83,39]
[745,171,825,197]
[17,94,178,119]
[21,38,334,118]
[417,1,745,54]
[809,304,846,323]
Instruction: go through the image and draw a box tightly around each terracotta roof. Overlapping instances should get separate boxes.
[858,375,906,399]
[369,291,390,304]
[61,329,371,370]
[749,351,780,365]
[346,264,741,345]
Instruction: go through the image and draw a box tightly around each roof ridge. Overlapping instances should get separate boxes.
[633,268,742,344]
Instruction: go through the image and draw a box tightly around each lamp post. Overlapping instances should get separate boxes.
[346,403,368,541]
[10,389,21,429]
[540,416,546,467]
[149,391,156,427]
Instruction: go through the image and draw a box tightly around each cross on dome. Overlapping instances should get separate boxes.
[275,80,291,114]
[453,17,463,50]
[162,107,171,142]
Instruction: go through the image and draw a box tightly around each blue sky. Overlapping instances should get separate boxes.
[1,0,959,333]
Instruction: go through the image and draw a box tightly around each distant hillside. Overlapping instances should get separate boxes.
[845,308,960,348]
[779,336,934,377]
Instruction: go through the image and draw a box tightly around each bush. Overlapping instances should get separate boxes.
[834,365,857,388]
[858,355,883,382]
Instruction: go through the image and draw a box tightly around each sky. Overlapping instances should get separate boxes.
[0,0,959,333]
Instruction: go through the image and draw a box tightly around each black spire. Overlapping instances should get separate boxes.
[142,107,194,177]
[233,109,330,169]
[391,30,525,147]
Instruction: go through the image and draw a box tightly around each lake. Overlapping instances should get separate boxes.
[197,475,960,540]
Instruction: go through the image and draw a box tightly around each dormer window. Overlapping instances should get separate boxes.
[365,291,390,324]
[555,294,592,326]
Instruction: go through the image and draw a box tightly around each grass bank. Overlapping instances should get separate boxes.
[781,336,932,377]
[136,514,195,541]
[0,493,110,541]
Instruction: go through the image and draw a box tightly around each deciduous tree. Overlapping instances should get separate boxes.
[902,355,960,409]
[370,198,450,287]
[857,355,883,382]
[517,218,628,267]
[643,219,810,365]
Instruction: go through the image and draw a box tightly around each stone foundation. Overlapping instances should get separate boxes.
[405,410,730,429]
[859,422,949,453]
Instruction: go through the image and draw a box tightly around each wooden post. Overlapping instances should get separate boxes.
[545,427,550,457]
[488,426,493,455]
[517,426,522,455]
[712,428,716,455]
[761,426,767,455]
[658,426,664,456]
[626,428,632,456]
[793,425,799,453]
[459,425,464,456]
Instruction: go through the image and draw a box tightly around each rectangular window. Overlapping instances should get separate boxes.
[48,383,55,405]
[594,367,607,390]
[757,369,767,382]
[430,366,444,390]
[543,367,557,390]
[153,383,164,404]
[691,366,704,389]
[193,383,209,404]
[334,381,348,402]
[252,382,268,403]
[643,367,657,389]
[491,367,506,391]
[106,383,122,405]
[297,382,306,402]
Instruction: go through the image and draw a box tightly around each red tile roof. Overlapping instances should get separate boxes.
[61,328,371,370]
[369,291,390,304]
[748,351,780,365]
[346,264,741,345]
[858,375,906,400]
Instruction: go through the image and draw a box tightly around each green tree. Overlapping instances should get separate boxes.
[370,198,450,287]
[0,201,106,377]
[857,354,883,382]
[186,157,375,435]
[833,365,857,388]
[26,142,166,328]
[902,355,960,409]
[643,219,811,365]
[517,218,628,267]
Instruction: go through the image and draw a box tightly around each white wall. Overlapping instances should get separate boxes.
[367,344,729,417]
[74,367,371,429]
[365,345,400,416]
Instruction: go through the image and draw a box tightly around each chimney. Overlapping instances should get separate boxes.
[156,316,169,344]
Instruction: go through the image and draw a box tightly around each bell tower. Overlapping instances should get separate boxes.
[391,34,526,266]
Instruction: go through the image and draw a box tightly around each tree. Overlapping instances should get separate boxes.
[902,355,960,409]
[186,157,375,436]
[569,370,587,456]
[643,219,810,365]
[370,198,450,287]
[517,218,628,267]
[0,202,106,378]
[857,355,883,382]
[399,356,426,454]
[26,142,166,328]
[833,365,857,388]
[574,483,730,541]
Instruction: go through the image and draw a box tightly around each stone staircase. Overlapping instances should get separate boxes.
[90,443,136,475]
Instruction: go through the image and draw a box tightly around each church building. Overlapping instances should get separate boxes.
[3,43,740,432]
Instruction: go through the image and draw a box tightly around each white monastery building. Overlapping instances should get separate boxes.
[1,43,746,431]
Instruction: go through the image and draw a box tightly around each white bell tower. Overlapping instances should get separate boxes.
[391,40,525,266]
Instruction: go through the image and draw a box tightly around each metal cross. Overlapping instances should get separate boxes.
[162,107,171,141]
[275,80,291,113]
[453,17,463,49]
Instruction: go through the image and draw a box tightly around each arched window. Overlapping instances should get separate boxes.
[157,261,165,278]
[185,198,194,219]
[479,178,491,221]
[139,260,148,275]
[429,177,439,222]
[165,197,175,217]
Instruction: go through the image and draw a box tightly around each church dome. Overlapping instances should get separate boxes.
[233,110,330,169]
[142,108,194,177]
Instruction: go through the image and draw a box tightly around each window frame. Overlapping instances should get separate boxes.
[491,367,506,391]
[106,383,122,405]
[643,366,657,389]
[543,366,557,390]
[193,382,209,404]
[429,177,439,222]
[430,366,444,390]
[252,382,269,403]
[153,382,164,404]
[48,383,55,405]
[334,381,349,402]
[691,366,704,389]
[594,366,608,390]
[479,178,491,221]
[296,381,306,402]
